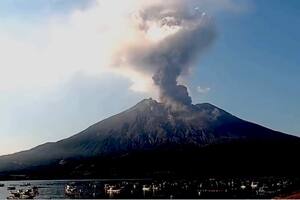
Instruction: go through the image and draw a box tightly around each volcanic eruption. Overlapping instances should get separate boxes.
[0,0,299,180]
[112,0,216,108]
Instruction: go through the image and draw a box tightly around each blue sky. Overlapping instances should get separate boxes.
[0,0,299,155]
[191,0,300,135]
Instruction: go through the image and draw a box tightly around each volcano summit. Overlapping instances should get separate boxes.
[0,99,299,179]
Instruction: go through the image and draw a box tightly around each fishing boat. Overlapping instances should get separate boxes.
[65,184,78,196]
[7,188,38,199]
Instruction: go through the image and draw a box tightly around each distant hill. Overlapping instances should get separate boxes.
[0,98,299,179]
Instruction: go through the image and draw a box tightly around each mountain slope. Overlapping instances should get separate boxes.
[0,99,299,178]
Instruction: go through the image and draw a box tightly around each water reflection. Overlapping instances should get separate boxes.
[0,177,298,199]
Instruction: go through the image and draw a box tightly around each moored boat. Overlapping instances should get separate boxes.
[7,186,16,190]
[7,187,38,199]
[65,184,78,196]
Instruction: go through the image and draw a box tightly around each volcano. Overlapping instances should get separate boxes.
[0,99,299,179]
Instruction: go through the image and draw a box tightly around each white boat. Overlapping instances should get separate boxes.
[8,188,38,199]
[65,184,78,196]
[104,184,123,196]
[142,185,151,191]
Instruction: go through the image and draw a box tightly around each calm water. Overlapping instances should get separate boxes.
[0,179,163,199]
[0,179,71,199]
[0,177,298,199]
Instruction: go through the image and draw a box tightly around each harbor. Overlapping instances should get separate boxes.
[0,177,298,199]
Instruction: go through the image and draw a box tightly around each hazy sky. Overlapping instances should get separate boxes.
[0,0,299,155]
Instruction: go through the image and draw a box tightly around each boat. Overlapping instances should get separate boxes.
[107,186,121,194]
[7,188,38,199]
[7,186,16,190]
[104,184,123,197]
[65,184,78,196]
[20,183,31,187]
[0,183,5,187]
[142,185,151,192]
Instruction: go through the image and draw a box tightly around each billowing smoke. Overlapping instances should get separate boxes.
[112,1,216,107]
[0,0,244,105]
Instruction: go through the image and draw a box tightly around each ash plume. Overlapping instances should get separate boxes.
[112,1,216,107]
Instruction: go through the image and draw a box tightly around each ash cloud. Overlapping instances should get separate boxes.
[112,1,216,107]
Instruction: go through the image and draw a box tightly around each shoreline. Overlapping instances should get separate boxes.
[274,190,300,199]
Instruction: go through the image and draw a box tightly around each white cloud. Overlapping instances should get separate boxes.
[197,86,211,94]
[0,0,248,94]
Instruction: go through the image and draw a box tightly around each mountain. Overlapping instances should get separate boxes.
[0,98,299,179]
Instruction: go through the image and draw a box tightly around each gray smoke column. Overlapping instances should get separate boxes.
[113,1,216,107]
